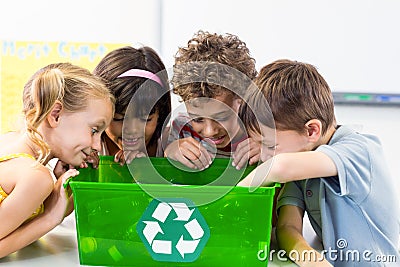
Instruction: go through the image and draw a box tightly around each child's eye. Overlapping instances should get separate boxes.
[138,117,152,122]
[113,117,124,122]
[91,128,99,135]
[215,116,230,122]
[262,142,276,150]
[192,117,204,123]
[145,116,156,122]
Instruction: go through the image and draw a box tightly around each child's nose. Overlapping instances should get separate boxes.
[92,135,102,152]
[202,120,219,137]
[123,119,141,136]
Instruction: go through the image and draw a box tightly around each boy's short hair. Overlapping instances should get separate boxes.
[172,31,257,101]
[240,59,336,135]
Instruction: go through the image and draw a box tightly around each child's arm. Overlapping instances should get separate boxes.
[0,169,78,258]
[164,137,212,170]
[277,205,333,267]
[0,167,53,240]
[237,151,337,187]
[232,137,261,170]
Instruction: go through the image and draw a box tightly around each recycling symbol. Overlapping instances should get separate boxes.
[137,198,210,262]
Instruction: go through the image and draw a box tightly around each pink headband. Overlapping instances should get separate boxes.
[117,69,163,87]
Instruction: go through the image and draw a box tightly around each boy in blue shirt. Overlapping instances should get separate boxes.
[238,59,400,266]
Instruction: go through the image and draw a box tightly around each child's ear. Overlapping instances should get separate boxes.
[305,119,322,142]
[47,101,63,128]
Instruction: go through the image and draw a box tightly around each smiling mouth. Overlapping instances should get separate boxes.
[203,135,226,145]
[123,137,142,146]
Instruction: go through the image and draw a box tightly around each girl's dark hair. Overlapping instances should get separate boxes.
[93,46,171,146]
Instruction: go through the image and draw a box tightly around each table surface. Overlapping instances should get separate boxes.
[0,213,322,267]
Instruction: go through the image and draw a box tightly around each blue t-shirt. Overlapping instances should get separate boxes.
[278,125,400,266]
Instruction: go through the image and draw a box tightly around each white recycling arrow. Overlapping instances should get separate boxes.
[175,235,200,258]
[143,221,163,245]
[184,219,204,240]
[152,202,172,223]
[170,202,194,221]
[152,240,172,254]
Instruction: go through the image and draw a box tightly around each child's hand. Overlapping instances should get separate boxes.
[44,169,79,224]
[53,160,74,179]
[83,150,100,169]
[164,137,212,170]
[236,172,254,187]
[114,149,146,165]
[232,137,261,170]
[236,159,274,188]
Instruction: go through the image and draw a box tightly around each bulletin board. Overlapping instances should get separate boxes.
[0,40,128,133]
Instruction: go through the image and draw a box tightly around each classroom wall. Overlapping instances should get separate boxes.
[161,0,400,95]
[0,0,161,50]
[335,105,400,195]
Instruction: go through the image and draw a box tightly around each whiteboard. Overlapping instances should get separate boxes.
[161,0,400,95]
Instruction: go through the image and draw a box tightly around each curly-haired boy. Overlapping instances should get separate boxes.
[164,31,259,170]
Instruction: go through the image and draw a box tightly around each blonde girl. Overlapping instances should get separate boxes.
[0,62,114,258]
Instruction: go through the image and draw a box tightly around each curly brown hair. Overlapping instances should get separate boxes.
[172,31,257,101]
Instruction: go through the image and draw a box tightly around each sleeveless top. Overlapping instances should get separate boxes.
[0,153,45,220]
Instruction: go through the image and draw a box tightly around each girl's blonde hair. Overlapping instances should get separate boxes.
[22,62,114,163]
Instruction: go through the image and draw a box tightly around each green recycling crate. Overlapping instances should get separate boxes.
[69,156,279,266]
